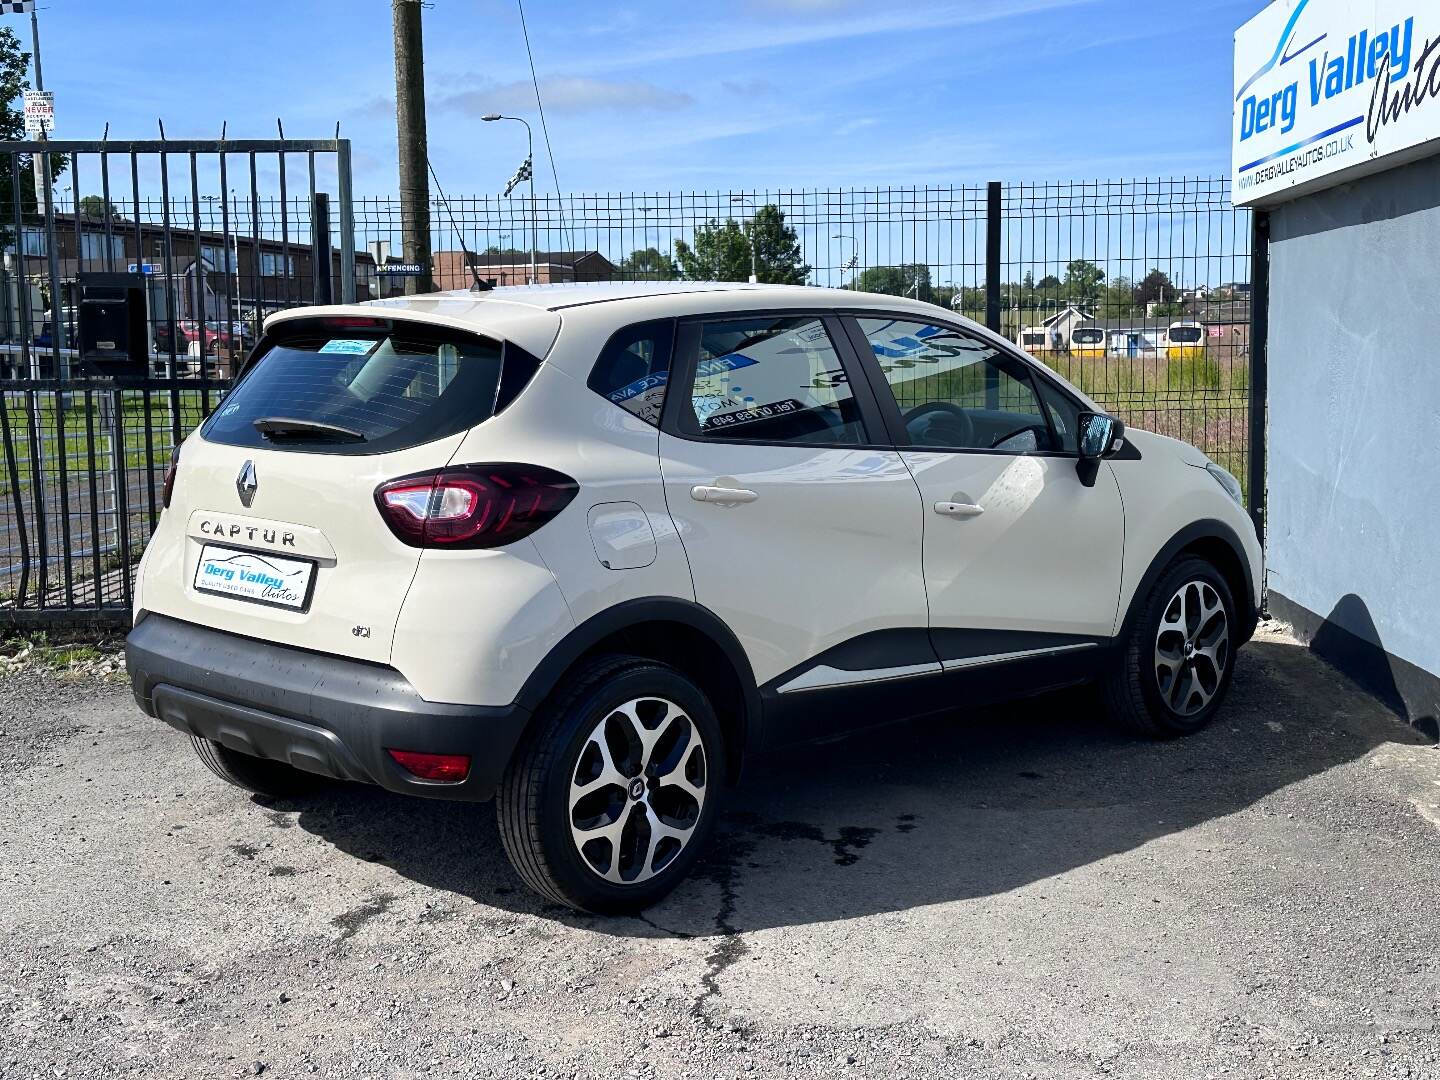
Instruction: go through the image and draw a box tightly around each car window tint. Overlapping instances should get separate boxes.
[857,317,1053,452]
[587,320,673,427]
[679,316,866,445]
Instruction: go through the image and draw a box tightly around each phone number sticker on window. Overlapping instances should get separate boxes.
[703,399,803,431]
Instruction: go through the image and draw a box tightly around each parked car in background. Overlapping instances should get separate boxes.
[1069,325,1107,357]
[126,282,1262,914]
[181,320,244,356]
[34,306,77,349]
[1165,321,1207,360]
[152,320,188,358]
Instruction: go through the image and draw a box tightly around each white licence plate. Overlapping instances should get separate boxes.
[193,543,316,611]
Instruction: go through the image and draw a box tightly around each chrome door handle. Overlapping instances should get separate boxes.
[934,501,984,518]
[691,485,759,504]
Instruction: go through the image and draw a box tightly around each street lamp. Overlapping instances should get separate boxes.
[481,113,537,285]
[832,233,858,288]
[730,196,759,284]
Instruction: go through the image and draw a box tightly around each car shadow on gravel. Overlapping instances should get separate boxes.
[283,638,1427,936]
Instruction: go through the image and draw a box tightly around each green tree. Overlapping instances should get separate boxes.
[1132,268,1175,307]
[674,204,809,285]
[1100,275,1135,318]
[851,263,931,301]
[674,217,748,281]
[0,26,66,230]
[1062,259,1105,304]
[79,195,119,220]
[746,204,808,285]
[618,246,678,280]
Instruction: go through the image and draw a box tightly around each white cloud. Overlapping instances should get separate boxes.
[434,76,693,116]
[721,77,776,98]
[745,0,864,10]
[577,0,1100,74]
[836,116,878,136]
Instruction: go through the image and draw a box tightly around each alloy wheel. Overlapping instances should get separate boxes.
[568,696,708,884]
[1153,579,1230,716]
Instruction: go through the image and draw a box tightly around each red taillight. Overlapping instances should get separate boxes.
[162,446,180,509]
[374,463,578,549]
[386,749,471,783]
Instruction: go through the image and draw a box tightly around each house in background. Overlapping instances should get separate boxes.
[431,249,617,291]
[1040,304,1096,347]
[6,214,377,332]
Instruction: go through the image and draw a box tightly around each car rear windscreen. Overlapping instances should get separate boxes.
[202,321,509,455]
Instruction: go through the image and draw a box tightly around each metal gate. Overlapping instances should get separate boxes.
[0,137,354,625]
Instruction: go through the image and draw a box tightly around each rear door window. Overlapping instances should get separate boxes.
[675,316,868,445]
[202,321,511,455]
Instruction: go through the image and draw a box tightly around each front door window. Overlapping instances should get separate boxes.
[856,317,1056,453]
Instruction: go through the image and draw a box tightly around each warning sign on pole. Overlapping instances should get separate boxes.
[22,89,53,136]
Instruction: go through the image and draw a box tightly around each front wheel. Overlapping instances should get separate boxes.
[1104,556,1238,737]
[498,656,724,914]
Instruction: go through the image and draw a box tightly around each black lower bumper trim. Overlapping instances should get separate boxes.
[126,612,531,802]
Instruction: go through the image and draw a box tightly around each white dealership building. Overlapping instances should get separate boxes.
[1235,0,1440,736]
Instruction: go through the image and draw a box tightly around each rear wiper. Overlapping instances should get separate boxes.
[252,417,366,442]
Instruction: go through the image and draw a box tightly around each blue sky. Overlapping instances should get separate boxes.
[29,0,1262,196]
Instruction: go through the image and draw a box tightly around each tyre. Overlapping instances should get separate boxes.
[191,736,323,799]
[1104,556,1238,737]
[498,655,724,914]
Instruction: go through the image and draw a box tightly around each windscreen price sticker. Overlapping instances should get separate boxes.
[22,90,53,136]
[318,339,378,356]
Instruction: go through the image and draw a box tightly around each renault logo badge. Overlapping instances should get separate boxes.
[236,460,258,508]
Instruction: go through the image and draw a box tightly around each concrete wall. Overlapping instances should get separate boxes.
[1267,153,1440,734]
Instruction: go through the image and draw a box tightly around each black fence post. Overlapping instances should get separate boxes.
[313,192,334,306]
[985,181,1001,334]
[1248,210,1269,544]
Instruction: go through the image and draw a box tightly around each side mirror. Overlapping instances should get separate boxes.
[1076,412,1125,487]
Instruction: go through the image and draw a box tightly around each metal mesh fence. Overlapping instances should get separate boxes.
[356,176,1251,481]
[0,169,1251,622]
[995,178,1252,485]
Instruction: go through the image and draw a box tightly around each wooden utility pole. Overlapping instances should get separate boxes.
[392,0,432,294]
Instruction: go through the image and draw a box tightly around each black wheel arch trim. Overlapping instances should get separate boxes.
[1125,518,1258,642]
[512,596,764,760]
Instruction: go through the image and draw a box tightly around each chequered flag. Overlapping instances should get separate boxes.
[503,155,532,197]
[0,2,36,14]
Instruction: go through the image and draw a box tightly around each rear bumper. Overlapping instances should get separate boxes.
[125,613,531,802]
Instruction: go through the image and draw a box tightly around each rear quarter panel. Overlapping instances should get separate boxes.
[414,309,696,705]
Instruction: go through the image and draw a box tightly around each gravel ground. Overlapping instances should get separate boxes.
[2,625,1438,1080]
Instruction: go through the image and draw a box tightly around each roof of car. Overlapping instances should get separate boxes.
[264,281,1102,413]
[360,280,946,315]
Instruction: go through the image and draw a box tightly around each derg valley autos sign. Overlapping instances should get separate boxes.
[1233,0,1440,206]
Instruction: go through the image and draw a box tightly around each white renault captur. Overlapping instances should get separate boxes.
[127,282,1262,913]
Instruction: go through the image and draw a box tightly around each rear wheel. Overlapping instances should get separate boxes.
[498,655,723,914]
[191,736,323,798]
[1105,556,1237,737]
